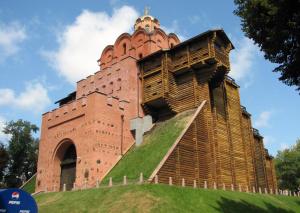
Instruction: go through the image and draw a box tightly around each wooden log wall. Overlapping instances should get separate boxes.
[224,81,249,188]
[210,83,233,187]
[140,30,277,191]
[241,112,257,189]
[172,72,195,112]
[156,103,214,187]
[253,135,268,189]
[265,157,275,191]
[272,159,278,190]
[142,56,164,104]
[265,153,278,191]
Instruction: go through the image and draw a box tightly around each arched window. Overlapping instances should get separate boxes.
[139,53,143,59]
[170,43,174,48]
[122,43,127,55]
[145,24,150,32]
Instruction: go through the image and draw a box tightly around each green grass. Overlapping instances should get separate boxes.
[101,109,195,184]
[21,174,36,194]
[35,184,300,213]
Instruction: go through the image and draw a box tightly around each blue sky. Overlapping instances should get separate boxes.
[0,0,299,155]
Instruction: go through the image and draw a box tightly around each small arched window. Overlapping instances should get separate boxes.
[145,24,150,32]
[139,53,143,59]
[170,43,174,48]
[122,43,127,55]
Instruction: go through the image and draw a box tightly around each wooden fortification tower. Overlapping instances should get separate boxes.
[36,10,277,193]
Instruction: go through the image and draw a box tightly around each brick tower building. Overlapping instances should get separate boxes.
[36,11,180,192]
[36,11,277,193]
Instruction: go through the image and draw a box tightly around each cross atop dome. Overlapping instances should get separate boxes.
[144,6,150,16]
[134,7,160,32]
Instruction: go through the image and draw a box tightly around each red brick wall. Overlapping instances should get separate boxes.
[36,28,180,192]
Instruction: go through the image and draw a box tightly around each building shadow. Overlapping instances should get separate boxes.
[212,196,296,213]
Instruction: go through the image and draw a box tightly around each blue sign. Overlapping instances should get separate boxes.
[0,188,37,213]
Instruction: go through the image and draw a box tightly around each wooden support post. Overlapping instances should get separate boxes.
[193,180,197,188]
[123,176,127,185]
[182,178,185,187]
[169,177,173,186]
[154,175,158,184]
[109,177,113,187]
[253,186,256,193]
[213,182,217,190]
[231,184,234,191]
[63,184,66,192]
[275,188,278,195]
[270,188,273,194]
[264,188,268,194]
[259,187,262,194]
[223,183,226,191]
[204,181,207,189]
[139,173,143,184]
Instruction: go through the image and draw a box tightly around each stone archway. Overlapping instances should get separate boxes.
[60,144,76,191]
[53,140,77,191]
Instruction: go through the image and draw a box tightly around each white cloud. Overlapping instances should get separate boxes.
[161,20,186,41]
[44,6,139,84]
[230,37,259,81]
[0,116,11,143]
[0,82,51,113]
[0,21,26,62]
[254,110,273,128]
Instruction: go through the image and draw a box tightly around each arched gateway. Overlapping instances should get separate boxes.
[60,144,76,191]
[53,140,77,191]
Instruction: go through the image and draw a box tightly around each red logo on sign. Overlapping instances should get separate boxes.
[11,192,19,199]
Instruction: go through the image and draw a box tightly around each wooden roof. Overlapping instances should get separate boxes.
[138,29,234,63]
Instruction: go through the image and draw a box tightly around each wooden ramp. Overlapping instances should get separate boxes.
[149,100,212,187]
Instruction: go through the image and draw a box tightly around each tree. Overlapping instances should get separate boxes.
[234,0,300,92]
[3,120,39,187]
[275,139,300,191]
[0,142,9,186]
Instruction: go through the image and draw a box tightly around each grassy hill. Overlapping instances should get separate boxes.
[101,109,195,185]
[21,174,36,194]
[35,184,300,213]
[25,108,300,212]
